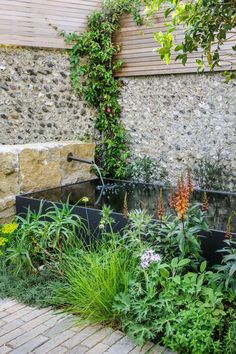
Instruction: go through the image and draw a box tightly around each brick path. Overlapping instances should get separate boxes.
[0,299,173,354]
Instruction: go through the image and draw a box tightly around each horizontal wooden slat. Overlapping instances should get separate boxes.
[0,1,235,77]
[114,10,236,77]
[0,0,101,49]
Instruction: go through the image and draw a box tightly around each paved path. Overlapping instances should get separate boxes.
[0,299,172,354]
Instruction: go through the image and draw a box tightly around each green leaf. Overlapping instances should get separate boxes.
[200,261,207,273]
[229,263,236,277]
[171,257,179,268]
[173,275,181,284]
[160,268,170,278]
[178,259,191,267]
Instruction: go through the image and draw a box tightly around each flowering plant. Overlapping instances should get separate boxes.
[0,223,18,255]
[140,250,161,269]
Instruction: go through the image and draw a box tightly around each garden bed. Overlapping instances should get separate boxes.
[16,178,236,265]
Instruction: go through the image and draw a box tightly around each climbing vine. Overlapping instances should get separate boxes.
[64,0,142,178]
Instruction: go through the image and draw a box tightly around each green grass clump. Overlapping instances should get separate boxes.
[52,244,136,325]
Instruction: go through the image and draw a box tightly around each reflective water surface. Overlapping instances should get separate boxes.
[26,179,236,232]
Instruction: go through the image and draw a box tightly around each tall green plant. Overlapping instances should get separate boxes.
[5,202,87,275]
[52,245,135,324]
[64,1,141,178]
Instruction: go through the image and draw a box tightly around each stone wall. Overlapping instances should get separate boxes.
[119,74,236,185]
[0,47,96,144]
[0,141,95,223]
[1,46,235,188]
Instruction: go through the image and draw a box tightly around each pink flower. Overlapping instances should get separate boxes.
[141,250,161,269]
[106,107,111,113]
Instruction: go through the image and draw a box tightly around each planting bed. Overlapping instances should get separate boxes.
[16,178,236,264]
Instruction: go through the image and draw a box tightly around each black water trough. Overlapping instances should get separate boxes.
[16,178,236,265]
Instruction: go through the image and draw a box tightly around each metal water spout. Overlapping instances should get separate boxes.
[67,153,105,188]
[67,152,94,165]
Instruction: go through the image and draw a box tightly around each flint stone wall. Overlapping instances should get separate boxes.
[0,46,235,188]
[0,47,96,144]
[119,74,236,186]
[0,141,95,223]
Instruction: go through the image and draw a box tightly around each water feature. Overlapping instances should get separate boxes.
[19,178,236,233]
[16,157,236,265]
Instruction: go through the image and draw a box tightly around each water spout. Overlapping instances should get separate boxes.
[67,153,105,188]
[93,164,105,188]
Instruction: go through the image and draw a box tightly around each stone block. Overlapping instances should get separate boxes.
[0,149,19,199]
[0,141,95,221]
[10,335,49,354]
[102,330,124,346]
[86,343,109,354]
[60,141,95,185]
[81,327,113,348]
[63,325,101,349]
[107,335,136,354]
[19,143,61,193]
[34,329,76,354]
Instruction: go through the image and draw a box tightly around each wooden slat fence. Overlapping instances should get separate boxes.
[0,1,235,76]
[114,10,236,76]
[0,0,101,48]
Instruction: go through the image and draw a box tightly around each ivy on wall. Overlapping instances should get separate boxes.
[64,1,142,178]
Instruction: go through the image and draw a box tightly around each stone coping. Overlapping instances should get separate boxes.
[0,141,95,223]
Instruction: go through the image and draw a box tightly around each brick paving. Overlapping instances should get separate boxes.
[0,299,173,354]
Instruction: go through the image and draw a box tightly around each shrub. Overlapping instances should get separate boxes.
[193,150,234,191]
[113,257,226,350]
[2,198,235,353]
[125,155,169,184]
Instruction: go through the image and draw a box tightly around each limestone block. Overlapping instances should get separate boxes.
[60,142,95,185]
[19,144,61,193]
[0,149,19,199]
[0,196,15,212]
[0,196,16,223]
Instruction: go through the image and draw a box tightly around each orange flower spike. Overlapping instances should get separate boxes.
[169,186,176,209]
[202,192,209,212]
[187,167,194,195]
[174,176,190,219]
[157,188,165,221]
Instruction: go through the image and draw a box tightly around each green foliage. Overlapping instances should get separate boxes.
[52,207,137,325]
[214,237,236,295]
[145,0,236,78]
[163,305,222,353]
[5,202,86,274]
[154,203,208,262]
[113,258,226,349]
[0,223,18,256]
[121,204,208,264]
[0,261,60,308]
[225,318,236,354]
[1,200,236,352]
[193,150,234,191]
[64,1,141,178]
[52,244,135,325]
[126,155,169,184]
